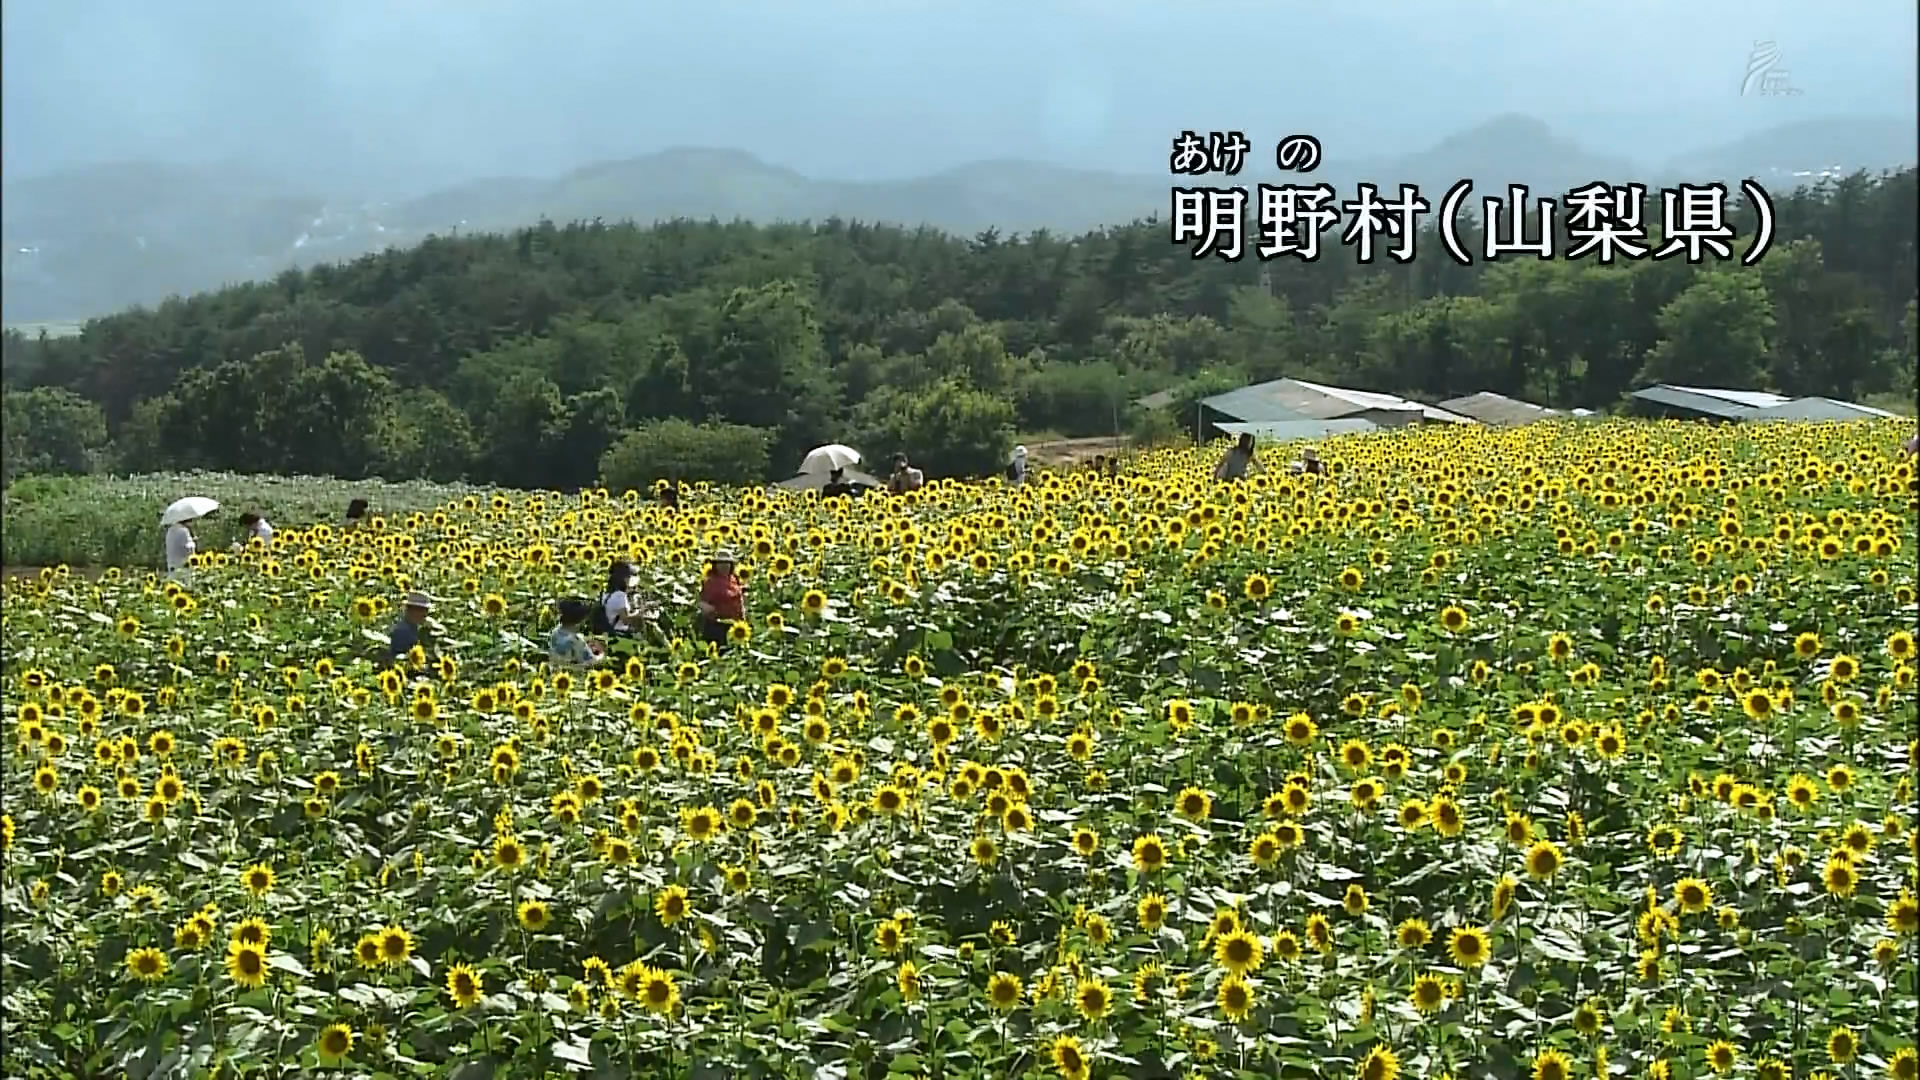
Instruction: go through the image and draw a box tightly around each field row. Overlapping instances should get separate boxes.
[2,420,1915,1080]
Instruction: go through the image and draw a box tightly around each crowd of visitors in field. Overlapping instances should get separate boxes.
[146,431,1380,671]
[163,425,1912,675]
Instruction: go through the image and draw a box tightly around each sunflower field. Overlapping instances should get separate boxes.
[2,419,1916,1080]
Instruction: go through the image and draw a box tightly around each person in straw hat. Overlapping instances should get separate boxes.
[695,548,745,647]
[388,590,436,665]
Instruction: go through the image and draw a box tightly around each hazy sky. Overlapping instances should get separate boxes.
[3,0,1915,193]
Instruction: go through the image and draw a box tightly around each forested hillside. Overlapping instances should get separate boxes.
[3,168,1915,490]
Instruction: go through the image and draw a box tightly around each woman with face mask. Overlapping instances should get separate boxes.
[595,559,667,650]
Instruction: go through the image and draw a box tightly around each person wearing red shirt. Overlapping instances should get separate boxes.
[696,548,745,647]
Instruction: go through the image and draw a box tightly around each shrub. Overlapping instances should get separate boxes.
[599,419,773,491]
[1,386,110,483]
[853,378,1015,479]
[1015,362,1136,438]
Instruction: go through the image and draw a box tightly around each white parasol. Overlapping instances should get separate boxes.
[160,496,220,526]
[798,444,862,477]
[775,467,883,492]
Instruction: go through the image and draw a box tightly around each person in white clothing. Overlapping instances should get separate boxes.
[599,560,640,632]
[596,559,668,648]
[164,521,196,579]
[233,512,274,551]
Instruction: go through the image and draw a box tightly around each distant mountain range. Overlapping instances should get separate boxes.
[4,113,1914,326]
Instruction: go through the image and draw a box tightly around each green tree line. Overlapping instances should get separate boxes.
[3,169,1915,489]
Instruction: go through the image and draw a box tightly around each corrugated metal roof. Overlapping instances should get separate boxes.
[1288,378,1406,412]
[1630,385,1760,420]
[1261,381,1364,420]
[1436,391,1561,426]
[1341,408,1425,429]
[1748,397,1901,422]
[1288,378,1476,423]
[1198,384,1317,424]
[1205,377,1473,424]
[1134,389,1178,410]
[1416,404,1477,424]
[1664,385,1792,409]
[1215,419,1378,440]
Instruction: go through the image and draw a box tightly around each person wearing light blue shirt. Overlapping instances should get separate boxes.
[549,598,603,668]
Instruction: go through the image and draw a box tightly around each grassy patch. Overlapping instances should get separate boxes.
[0,472,481,567]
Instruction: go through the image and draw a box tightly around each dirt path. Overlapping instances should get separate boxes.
[1024,436,1131,468]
